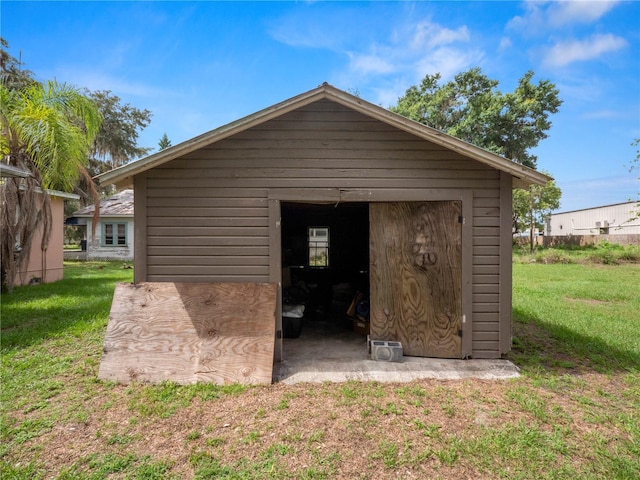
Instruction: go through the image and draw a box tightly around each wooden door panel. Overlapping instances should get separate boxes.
[370,201,462,358]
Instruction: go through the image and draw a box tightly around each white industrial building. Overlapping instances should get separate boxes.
[546,201,640,236]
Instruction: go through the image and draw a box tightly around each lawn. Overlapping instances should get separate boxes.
[1,259,639,479]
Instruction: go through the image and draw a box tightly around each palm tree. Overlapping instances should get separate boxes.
[1,79,101,290]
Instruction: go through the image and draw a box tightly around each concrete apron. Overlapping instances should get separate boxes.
[273,320,520,384]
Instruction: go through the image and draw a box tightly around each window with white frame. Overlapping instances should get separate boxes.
[102,222,127,246]
[308,227,329,267]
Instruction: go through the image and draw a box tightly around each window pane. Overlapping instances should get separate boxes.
[117,224,126,245]
[308,227,329,267]
[104,224,113,245]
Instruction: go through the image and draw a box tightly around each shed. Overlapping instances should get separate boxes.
[97,84,549,384]
[1,163,79,286]
[67,189,135,261]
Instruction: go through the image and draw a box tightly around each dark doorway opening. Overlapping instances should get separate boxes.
[280,202,369,341]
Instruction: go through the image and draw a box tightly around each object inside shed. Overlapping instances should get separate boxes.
[281,202,370,339]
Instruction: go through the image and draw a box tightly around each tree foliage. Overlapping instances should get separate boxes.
[158,132,172,150]
[88,90,152,169]
[513,177,561,251]
[392,67,563,248]
[1,41,101,290]
[391,67,562,169]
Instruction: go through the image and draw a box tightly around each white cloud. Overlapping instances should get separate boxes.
[547,0,620,27]
[543,33,627,67]
[498,37,513,51]
[582,109,622,120]
[348,53,395,75]
[411,20,470,49]
[343,19,481,104]
[54,67,177,100]
[415,47,483,82]
[558,175,639,211]
[269,10,483,107]
[508,0,620,31]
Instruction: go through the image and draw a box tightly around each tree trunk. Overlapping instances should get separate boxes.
[529,189,535,253]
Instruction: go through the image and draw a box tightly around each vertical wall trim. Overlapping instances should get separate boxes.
[461,191,474,358]
[268,199,283,362]
[133,175,147,283]
[499,172,513,355]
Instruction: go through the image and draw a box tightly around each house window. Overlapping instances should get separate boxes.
[103,222,127,246]
[308,227,329,267]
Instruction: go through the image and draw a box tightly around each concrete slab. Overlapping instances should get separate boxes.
[273,319,520,384]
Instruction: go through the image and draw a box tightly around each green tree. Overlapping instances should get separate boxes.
[71,90,152,205]
[0,38,34,90]
[392,67,562,251]
[513,177,561,251]
[158,132,172,150]
[391,68,562,169]
[88,90,152,169]
[1,46,101,290]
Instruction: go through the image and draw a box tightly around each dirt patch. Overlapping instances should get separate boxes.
[564,297,612,306]
[7,370,635,479]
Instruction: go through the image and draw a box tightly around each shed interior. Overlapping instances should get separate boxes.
[280,202,370,340]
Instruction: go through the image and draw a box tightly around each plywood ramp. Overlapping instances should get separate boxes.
[98,282,277,385]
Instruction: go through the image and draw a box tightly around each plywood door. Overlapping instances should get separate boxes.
[370,201,462,358]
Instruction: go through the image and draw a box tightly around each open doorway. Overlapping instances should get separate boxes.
[280,202,370,351]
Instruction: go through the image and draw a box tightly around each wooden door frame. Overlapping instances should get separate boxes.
[268,188,473,361]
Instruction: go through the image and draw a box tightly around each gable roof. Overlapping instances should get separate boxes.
[72,189,134,217]
[98,83,550,189]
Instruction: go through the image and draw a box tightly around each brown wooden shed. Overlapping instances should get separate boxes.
[98,83,549,381]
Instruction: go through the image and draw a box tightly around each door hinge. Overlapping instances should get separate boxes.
[458,216,464,224]
[458,329,463,337]
[276,330,282,339]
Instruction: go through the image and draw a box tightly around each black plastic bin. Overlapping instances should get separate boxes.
[283,316,304,338]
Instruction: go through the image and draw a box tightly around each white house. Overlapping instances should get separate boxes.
[546,201,640,236]
[69,189,134,260]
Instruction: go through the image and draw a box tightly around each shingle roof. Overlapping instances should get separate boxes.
[72,189,133,217]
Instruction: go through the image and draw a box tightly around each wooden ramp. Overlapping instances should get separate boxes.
[98,282,277,385]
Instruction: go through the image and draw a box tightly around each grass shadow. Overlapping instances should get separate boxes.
[509,306,640,375]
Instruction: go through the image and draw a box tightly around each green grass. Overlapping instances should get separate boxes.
[511,262,640,373]
[2,258,639,479]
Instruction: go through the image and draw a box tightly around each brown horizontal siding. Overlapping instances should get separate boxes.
[150,167,498,181]
[147,217,267,228]
[473,321,500,332]
[471,188,501,357]
[147,227,268,237]
[147,236,269,247]
[148,187,268,198]
[473,284,499,294]
[147,265,269,276]
[147,246,269,256]
[146,274,268,283]
[473,294,499,303]
[147,207,267,217]
[147,196,268,208]
[472,342,500,358]
[150,256,268,266]
[147,178,497,190]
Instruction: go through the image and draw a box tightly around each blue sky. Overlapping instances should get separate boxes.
[2,0,639,212]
